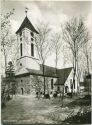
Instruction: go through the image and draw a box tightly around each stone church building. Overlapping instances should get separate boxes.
[15,15,78,95]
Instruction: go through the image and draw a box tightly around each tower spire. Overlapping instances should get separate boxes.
[25,7,28,17]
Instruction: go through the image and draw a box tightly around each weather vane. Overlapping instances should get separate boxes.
[25,7,28,17]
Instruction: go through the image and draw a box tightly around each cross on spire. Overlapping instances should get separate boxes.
[25,7,28,17]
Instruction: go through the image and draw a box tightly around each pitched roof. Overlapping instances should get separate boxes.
[54,67,73,85]
[16,16,39,34]
[15,65,72,85]
[57,67,72,78]
[27,65,72,79]
[40,65,57,77]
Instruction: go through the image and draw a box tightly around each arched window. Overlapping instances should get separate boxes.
[20,43,22,57]
[31,43,34,57]
[51,79,53,89]
[57,86,60,91]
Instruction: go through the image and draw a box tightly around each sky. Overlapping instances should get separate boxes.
[1,1,92,69]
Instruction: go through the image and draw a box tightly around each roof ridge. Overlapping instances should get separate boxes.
[40,64,73,70]
[58,67,73,70]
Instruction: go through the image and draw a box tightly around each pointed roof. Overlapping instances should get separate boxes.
[16,16,39,34]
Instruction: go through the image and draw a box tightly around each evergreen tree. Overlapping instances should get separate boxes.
[5,61,16,96]
[1,61,16,108]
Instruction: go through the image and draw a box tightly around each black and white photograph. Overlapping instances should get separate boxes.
[1,0,92,124]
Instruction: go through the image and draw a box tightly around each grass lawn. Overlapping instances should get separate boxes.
[1,94,91,124]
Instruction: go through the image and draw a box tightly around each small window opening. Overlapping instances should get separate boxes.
[20,43,23,56]
[31,43,34,57]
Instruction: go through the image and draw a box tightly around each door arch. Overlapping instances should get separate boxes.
[21,88,24,95]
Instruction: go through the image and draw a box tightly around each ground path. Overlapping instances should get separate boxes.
[2,94,79,124]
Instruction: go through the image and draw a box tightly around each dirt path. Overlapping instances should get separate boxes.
[2,95,81,124]
[2,95,60,124]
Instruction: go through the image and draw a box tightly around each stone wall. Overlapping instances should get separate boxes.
[16,75,58,95]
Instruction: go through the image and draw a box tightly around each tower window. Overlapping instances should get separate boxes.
[51,79,53,89]
[31,43,34,57]
[31,38,34,41]
[74,82,75,89]
[31,32,34,37]
[20,43,23,57]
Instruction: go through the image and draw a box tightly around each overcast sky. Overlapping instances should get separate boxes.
[1,1,92,68]
[1,1,92,33]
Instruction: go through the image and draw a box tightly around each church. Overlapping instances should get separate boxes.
[15,13,78,95]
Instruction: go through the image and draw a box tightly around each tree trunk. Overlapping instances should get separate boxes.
[42,64,46,96]
[73,60,76,91]
[73,41,77,93]
[44,76,45,95]
[87,54,89,74]
[76,55,80,93]
[61,85,64,106]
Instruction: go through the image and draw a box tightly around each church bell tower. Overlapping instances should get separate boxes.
[16,9,40,71]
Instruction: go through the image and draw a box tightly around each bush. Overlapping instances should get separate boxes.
[44,94,50,99]
[53,93,57,98]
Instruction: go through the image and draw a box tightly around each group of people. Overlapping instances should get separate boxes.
[36,91,62,99]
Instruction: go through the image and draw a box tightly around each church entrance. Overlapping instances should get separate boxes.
[21,88,24,95]
[65,86,68,93]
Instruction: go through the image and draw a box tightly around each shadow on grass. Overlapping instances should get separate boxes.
[65,95,91,108]
[62,111,91,124]
[61,95,91,124]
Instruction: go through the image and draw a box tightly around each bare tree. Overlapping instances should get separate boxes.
[51,32,61,74]
[1,9,15,76]
[31,75,51,98]
[34,22,52,96]
[62,17,90,92]
[83,41,92,74]
[51,32,63,98]
[1,9,16,107]
[31,76,43,99]
[45,77,51,94]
